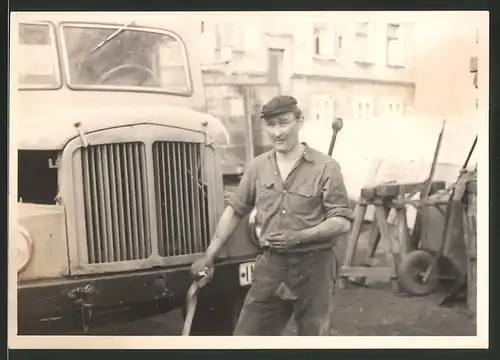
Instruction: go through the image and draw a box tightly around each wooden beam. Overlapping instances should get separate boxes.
[339,266,394,278]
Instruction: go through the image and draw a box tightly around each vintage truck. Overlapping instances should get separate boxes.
[13,12,261,335]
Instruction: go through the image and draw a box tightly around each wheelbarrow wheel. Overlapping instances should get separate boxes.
[397,250,439,296]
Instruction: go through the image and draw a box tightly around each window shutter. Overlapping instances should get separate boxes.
[375,23,387,64]
[243,22,260,53]
[199,22,216,63]
[293,24,313,74]
[367,22,377,63]
[215,23,222,48]
[319,26,336,58]
[235,24,244,50]
[216,22,242,49]
[322,96,329,121]
[396,26,406,67]
[221,23,231,47]
[385,24,406,67]
[325,96,334,121]
[365,97,374,118]
[310,95,319,121]
[353,97,362,119]
[318,29,327,57]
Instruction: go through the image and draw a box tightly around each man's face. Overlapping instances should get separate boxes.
[264,112,303,153]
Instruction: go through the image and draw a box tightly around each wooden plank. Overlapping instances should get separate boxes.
[337,204,368,289]
[339,266,394,278]
[392,198,450,207]
[351,208,386,286]
[360,187,377,200]
[373,181,446,198]
[374,205,400,292]
[397,207,412,256]
[341,204,367,267]
[395,193,411,257]
[366,215,383,258]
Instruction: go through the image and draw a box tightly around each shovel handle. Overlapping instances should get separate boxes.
[182,267,212,336]
[182,281,201,336]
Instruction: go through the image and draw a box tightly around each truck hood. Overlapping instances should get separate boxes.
[16,104,229,150]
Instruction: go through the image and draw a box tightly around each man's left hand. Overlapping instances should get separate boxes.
[265,230,302,250]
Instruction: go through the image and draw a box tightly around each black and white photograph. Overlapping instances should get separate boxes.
[8,10,488,348]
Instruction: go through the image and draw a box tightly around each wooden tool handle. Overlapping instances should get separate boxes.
[182,282,200,336]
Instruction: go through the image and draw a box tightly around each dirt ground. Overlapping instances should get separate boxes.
[88,225,476,336]
[286,284,476,336]
[88,282,475,336]
[18,226,477,337]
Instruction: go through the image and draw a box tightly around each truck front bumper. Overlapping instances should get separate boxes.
[17,258,253,335]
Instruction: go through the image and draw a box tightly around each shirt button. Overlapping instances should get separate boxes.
[282,210,286,214]
[283,190,287,194]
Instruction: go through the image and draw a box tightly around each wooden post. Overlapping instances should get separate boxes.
[350,207,387,286]
[338,201,368,289]
[374,205,400,293]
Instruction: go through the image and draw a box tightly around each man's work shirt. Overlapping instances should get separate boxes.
[228,143,354,253]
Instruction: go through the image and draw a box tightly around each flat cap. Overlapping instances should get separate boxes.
[260,95,298,119]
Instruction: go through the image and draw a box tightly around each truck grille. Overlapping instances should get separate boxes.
[81,143,152,264]
[153,141,211,256]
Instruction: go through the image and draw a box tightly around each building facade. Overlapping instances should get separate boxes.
[198,17,416,123]
[196,13,485,199]
[412,13,484,119]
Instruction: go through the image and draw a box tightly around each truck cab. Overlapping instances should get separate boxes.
[12,12,260,335]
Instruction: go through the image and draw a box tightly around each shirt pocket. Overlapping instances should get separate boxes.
[287,184,322,215]
[256,179,278,212]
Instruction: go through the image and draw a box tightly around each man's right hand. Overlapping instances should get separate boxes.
[190,254,215,279]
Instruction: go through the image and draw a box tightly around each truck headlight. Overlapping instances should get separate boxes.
[247,208,262,247]
[15,226,33,273]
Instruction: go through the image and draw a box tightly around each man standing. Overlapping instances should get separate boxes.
[191,95,353,336]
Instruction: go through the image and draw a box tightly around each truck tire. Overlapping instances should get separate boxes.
[183,287,247,335]
[397,250,439,296]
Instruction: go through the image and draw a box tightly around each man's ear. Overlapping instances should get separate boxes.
[298,116,305,127]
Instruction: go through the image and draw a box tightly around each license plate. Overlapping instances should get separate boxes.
[238,261,255,286]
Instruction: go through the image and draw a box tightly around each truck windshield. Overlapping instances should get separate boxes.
[18,23,61,89]
[61,24,191,94]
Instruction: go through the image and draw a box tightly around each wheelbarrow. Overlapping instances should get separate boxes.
[396,136,477,299]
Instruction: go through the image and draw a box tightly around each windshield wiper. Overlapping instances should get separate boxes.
[92,21,135,53]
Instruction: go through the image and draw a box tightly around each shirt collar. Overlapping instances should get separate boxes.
[267,142,315,163]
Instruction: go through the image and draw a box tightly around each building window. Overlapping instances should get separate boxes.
[311,94,335,122]
[313,25,336,59]
[354,22,373,64]
[267,48,284,85]
[216,22,243,50]
[353,97,374,120]
[384,98,405,116]
[386,23,405,67]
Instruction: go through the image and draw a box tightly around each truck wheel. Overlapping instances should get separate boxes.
[397,250,439,296]
[183,288,247,335]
